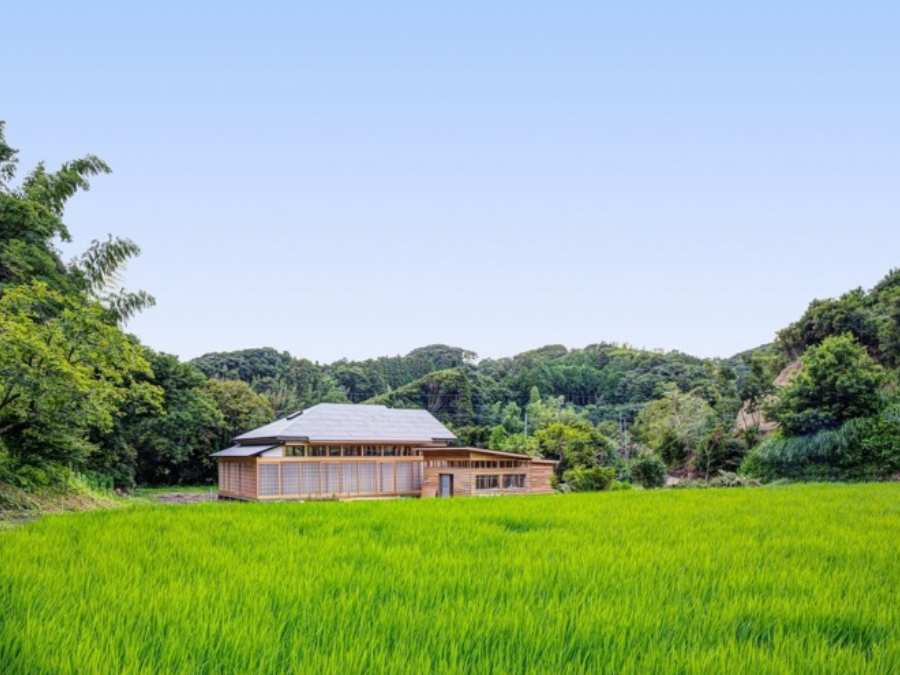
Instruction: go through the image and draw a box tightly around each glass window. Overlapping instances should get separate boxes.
[503,474,526,489]
[310,446,327,457]
[475,475,499,490]
[364,445,380,457]
[383,446,397,457]
[328,446,341,457]
[344,445,362,457]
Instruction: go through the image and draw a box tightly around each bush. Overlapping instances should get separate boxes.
[629,453,667,488]
[708,471,761,488]
[562,466,616,492]
[740,406,900,481]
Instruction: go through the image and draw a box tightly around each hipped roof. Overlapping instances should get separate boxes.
[230,403,456,446]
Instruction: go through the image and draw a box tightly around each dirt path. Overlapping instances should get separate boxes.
[152,492,218,504]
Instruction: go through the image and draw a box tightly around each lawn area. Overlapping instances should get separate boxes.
[1,484,899,674]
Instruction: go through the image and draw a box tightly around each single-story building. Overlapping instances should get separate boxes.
[212,403,556,500]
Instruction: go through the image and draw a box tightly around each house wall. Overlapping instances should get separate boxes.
[253,457,424,500]
[217,459,258,499]
[421,462,555,498]
[217,450,555,500]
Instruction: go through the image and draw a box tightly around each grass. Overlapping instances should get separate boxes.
[1,484,899,674]
[0,475,122,527]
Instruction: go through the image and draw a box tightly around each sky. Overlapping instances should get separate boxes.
[4,2,898,364]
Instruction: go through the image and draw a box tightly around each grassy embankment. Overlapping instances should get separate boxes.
[1,484,899,673]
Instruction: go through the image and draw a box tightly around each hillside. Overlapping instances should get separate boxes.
[191,341,753,429]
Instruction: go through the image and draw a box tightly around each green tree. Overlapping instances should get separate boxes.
[768,334,885,436]
[0,122,153,322]
[0,282,158,478]
[131,352,225,485]
[632,385,715,466]
[629,452,667,488]
[204,379,274,449]
[533,420,614,471]
[693,427,747,480]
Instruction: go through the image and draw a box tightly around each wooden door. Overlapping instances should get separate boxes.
[438,473,453,497]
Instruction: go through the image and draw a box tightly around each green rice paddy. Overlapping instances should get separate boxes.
[1,484,899,674]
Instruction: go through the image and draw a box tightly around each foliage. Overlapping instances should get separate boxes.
[561,465,616,491]
[0,124,151,322]
[777,268,900,365]
[0,282,158,476]
[129,352,226,486]
[629,452,667,488]
[367,368,475,426]
[767,334,885,436]
[203,379,274,454]
[533,420,615,471]
[631,385,716,466]
[693,427,748,479]
[741,406,900,482]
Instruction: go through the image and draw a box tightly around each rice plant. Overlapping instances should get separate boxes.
[1,484,899,674]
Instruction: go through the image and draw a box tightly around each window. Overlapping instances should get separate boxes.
[328,446,341,457]
[476,475,499,490]
[383,446,397,457]
[309,446,327,457]
[259,464,279,496]
[503,474,526,489]
[344,446,362,457]
[364,445,380,457]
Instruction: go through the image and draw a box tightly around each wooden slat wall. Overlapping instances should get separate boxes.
[421,462,555,498]
[217,459,258,499]
[217,454,554,500]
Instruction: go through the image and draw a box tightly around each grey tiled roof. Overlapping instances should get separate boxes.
[233,403,456,444]
[211,444,277,457]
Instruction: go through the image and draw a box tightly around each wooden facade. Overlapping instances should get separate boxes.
[216,445,555,501]
[420,448,555,498]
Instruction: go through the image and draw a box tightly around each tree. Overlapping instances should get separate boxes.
[0,122,152,322]
[629,452,667,488]
[131,352,225,485]
[693,427,747,480]
[330,363,387,402]
[631,385,716,466]
[0,282,158,477]
[204,379,274,450]
[533,420,615,471]
[768,334,885,436]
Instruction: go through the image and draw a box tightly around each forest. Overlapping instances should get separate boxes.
[1,124,898,502]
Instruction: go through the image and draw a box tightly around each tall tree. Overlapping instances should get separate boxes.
[0,282,158,476]
[768,334,885,436]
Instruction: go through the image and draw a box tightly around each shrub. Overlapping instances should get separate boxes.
[629,453,667,488]
[562,466,616,492]
[740,406,900,481]
[707,471,761,488]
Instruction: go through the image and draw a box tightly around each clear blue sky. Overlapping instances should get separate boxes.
[4,2,898,363]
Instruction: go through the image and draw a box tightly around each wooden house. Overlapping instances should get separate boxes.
[212,403,555,500]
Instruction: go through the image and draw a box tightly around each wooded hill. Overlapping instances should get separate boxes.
[1,123,897,499]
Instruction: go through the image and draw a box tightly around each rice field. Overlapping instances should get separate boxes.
[1,484,899,674]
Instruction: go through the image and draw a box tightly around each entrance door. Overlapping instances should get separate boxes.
[438,473,453,497]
